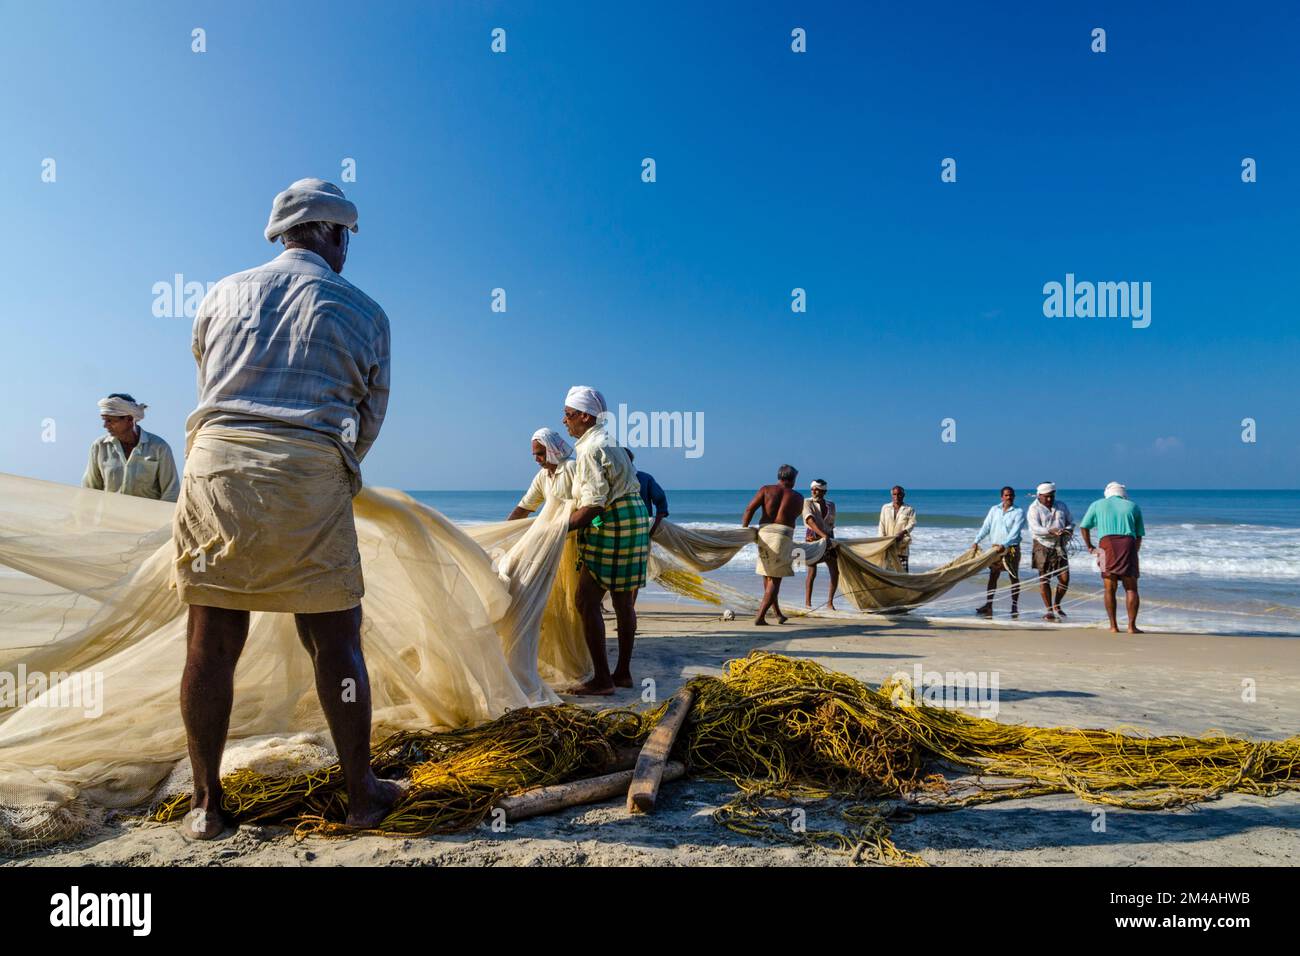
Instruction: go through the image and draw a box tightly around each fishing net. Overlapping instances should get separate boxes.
[4,475,1295,861]
[0,473,586,852]
[648,521,1001,615]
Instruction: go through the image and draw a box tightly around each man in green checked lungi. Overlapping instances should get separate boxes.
[562,385,651,696]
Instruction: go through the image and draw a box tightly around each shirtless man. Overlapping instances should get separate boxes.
[741,464,808,625]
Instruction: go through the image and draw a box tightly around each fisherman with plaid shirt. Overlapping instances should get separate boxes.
[561,385,650,696]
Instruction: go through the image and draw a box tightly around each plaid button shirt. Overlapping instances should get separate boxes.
[186,249,390,477]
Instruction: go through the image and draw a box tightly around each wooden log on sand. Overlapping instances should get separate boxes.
[627,686,695,814]
[499,761,686,822]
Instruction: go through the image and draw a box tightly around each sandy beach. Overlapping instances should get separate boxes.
[10,600,1298,868]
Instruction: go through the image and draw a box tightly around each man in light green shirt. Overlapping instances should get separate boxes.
[82,393,180,502]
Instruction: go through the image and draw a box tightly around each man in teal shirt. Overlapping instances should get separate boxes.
[1079,482,1145,633]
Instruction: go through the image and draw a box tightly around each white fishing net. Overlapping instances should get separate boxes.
[0,471,996,853]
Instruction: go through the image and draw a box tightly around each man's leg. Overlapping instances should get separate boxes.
[977,568,1001,615]
[1037,555,1055,619]
[826,554,839,611]
[1053,568,1070,617]
[1008,568,1020,616]
[804,563,817,608]
[770,577,787,623]
[1102,577,1120,632]
[1122,576,1142,633]
[294,606,403,828]
[572,570,615,694]
[755,576,777,624]
[610,589,637,688]
[180,605,249,838]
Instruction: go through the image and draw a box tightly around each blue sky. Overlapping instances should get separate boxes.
[1,1,1296,492]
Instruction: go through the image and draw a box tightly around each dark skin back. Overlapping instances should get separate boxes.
[743,481,803,527]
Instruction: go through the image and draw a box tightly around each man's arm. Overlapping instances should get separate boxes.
[1027,502,1048,538]
[157,443,180,502]
[650,478,669,536]
[899,506,916,536]
[82,443,103,490]
[878,506,888,538]
[1078,503,1097,550]
[805,513,832,540]
[973,507,993,546]
[353,322,391,461]
[741,488,764,527]
[568,505,604,532]
[569,447,609,532]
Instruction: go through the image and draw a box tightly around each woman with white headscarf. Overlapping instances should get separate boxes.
[82,393,180,501]
[507,428,575,521]
[495,427,593,695]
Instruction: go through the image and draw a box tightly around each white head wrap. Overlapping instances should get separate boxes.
[1104,481,1127,499]
[264,178,359,243]
[531,427,572,465]
[810,480,827,491]
[1036,482,1056,495]
[98,396,146,421]
[564,385,607,419]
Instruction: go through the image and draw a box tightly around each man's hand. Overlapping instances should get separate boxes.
[992,544,1006,553]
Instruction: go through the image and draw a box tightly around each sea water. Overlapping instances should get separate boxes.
[410,488,1300,637]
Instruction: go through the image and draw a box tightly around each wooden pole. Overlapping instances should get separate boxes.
[626,686,695,814]
[499,762,685,822]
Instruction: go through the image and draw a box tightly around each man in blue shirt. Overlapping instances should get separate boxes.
[627,450,669,538]
[973,485,1027,618]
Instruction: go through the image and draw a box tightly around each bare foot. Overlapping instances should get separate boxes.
[975,605,992,617]
[346,777,406,829]
[564,681,616,696]
[1055,608,1067,618]
[612,672,634,688]
[1128,626,1144,634]
[827,604,836,611]
[776,614,789,625]
[1010,610,1019,620]
[753,616,769,626]
[180,806,232,841]
[1109,625,1121,633]
[1042,613,1057,622]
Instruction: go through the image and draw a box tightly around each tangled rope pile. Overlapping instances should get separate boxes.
[152,653,1300,863]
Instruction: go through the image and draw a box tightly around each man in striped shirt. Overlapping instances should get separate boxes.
[174,178,397,839]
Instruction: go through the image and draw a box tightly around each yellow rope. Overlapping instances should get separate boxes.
[149,652,1300,865]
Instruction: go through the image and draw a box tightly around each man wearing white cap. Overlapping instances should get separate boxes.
[171,178,398,838]
[1027,482,1074,621]
[562,385,650,695]
[1079,482,1145,633]
[802,479,838,610]
[83,393,180,501]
